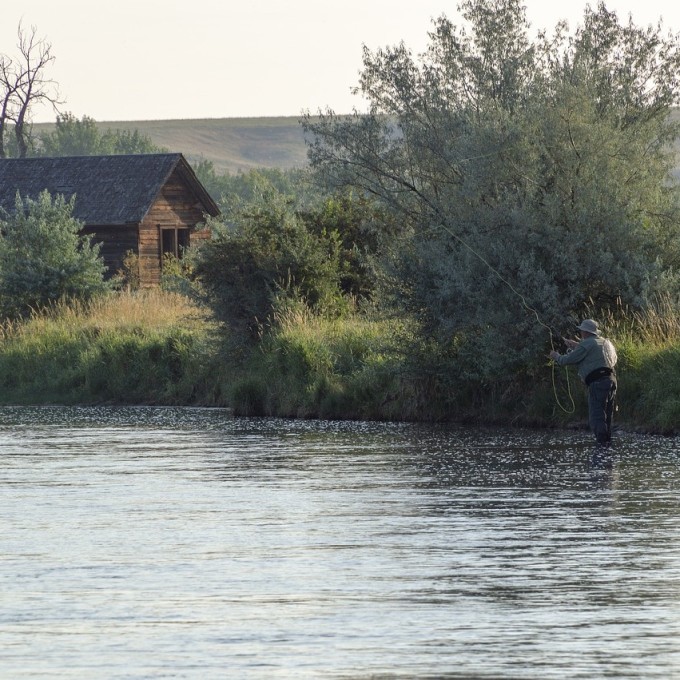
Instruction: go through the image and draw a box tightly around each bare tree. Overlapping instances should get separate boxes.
[0,23,62,158]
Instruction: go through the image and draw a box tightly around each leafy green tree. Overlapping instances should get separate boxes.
[299,190,396,301]
[303,0,680,377]
[0,190,109,318]
[193,166,390,340]
[38,113,164,156]
[102,127,163,155]
[192,161,320,217]
[39,113,100,156]
[194,190,348,339]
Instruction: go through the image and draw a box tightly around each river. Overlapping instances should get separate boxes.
[1,406,679,678]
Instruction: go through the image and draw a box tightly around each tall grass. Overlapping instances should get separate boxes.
[602,295,680,347]
[228,306,464,422]
[4,288,680,432]
[587,296,680,432]
[0,290,227,405]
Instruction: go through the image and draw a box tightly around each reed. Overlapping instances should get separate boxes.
[600,295,680,348]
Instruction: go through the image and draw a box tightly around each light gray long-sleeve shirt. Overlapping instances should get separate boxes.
[555,335,617,382]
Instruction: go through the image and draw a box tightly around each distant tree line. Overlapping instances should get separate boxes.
[37,113,163,156]
[1,112,164,158]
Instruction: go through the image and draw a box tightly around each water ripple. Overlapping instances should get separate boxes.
[1,406,680,678]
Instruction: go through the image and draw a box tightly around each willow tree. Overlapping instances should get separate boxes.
[303,0,680,378]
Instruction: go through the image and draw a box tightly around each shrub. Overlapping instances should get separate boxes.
[195,193,348,339]
[0,190,109,319]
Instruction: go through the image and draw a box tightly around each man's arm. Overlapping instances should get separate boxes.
[551,342,587,366]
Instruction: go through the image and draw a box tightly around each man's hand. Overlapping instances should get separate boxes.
[563,337,578,349]
[549,350,560,361]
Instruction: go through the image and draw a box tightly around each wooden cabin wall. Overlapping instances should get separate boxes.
[81,225,138,280]
[138,169,212,287]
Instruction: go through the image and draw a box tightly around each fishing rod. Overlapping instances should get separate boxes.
[431,218,576,414]
[352,158,577,412]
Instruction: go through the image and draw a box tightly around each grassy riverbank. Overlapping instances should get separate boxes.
[1,291,679,433]
[0,291,228,406]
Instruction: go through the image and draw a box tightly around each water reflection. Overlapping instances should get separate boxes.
[1,406,680,678]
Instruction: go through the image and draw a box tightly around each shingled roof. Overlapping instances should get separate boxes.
[0,153,220,225]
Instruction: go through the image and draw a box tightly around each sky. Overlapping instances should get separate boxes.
[3,0,680,124]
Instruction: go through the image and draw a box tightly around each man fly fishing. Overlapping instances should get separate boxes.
[549,319,618,446]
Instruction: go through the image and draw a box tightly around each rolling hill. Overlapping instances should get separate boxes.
[34,117,312,175]
[33,111,680,177]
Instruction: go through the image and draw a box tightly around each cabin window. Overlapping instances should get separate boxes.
[160,227,190,260]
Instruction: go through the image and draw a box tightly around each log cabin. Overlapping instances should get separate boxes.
[0,153,220,287]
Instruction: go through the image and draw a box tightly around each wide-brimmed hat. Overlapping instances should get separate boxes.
[577,319,599,336]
